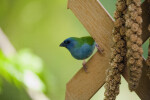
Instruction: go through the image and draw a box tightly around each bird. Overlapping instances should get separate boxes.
[60,36,103,72]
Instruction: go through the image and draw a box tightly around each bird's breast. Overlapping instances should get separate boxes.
[70,43,95,60]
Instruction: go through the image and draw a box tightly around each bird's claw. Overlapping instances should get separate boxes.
[96,43,104,54]
[82,60,88,73]
[83,64,88,73]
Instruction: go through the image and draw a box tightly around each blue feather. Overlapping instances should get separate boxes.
[69,43,95,60]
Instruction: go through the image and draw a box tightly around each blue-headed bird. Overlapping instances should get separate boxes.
[60,36,103,72]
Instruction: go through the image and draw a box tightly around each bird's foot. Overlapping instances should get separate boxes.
[82,60,88,73]
[96,43,104,54]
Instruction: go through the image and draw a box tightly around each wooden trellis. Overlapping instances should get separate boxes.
[65,0,150,100]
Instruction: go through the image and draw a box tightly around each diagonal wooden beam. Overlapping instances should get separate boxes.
[65,0,150,100]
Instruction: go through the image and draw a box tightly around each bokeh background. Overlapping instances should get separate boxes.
[0,0,147,100]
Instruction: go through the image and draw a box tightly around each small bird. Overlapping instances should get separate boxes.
[60,36,103,72]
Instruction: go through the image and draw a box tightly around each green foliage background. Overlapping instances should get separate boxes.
[0,0,147,100]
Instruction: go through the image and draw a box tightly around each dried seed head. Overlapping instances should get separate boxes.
[136,7,142,15]
[128,81,137,91]
[129,57,135,65]
[114,11,121,19]
[136,68,142,74]
[117,1,126,11]
[117,40,125,48]
[131,23,139,32]
[126,29,133,37]
[127,41,132,48]
[114,54,123,62]
[130,34,137,42]
[130,71,139,77]
[138,47,143,54]
[110,69,119,76]
[111,62,118,69]
[123,9,128,15]
[131,44,139,52]
[126,0,132,5]
[120,26,126,35]
[116,47,121,53]
[133,52,140,59]
[135,59,143,67]
[133,0,141,6]
[128,3,136,11]
[114,74,121,82]
[120,48,127,56]
[111,53,116,60]
[125,13,130,19]
[113,34,121,42]
[130,12,138,20]
[130,65,137,71]
[138,56,143,62]
[137,28,142,36]
[127,49,133,58]
[112,28,119,35]
[136,16,142,24]
[118,64,124,72]
[136,38,143,46]
[126,19,133,27]
[114,18,124,27]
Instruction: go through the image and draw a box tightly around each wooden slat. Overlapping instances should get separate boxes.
[66,0,150,100]
[65,52,108,100]
[142,0,150,40]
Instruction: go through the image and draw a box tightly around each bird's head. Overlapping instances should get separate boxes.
[59,37,77,50]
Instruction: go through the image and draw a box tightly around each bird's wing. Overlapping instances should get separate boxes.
[81,36,95,46]
[71,36,95,48]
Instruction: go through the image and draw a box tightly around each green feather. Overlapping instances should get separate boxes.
[71,36,95,47]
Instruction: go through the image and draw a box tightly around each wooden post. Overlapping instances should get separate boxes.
[65,0,150,100]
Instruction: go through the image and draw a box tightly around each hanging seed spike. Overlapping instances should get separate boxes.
[104,0,127,99]
[125,0,143,91]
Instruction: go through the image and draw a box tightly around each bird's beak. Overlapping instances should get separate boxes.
[59,42,66,47]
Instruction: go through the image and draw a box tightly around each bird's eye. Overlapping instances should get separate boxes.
[64,40,70,44]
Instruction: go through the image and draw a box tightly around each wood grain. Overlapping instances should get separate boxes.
[66,0,150,100]
[142,0,150,42]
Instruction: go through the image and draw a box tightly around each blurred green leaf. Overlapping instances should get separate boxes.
[0,49,46,92]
